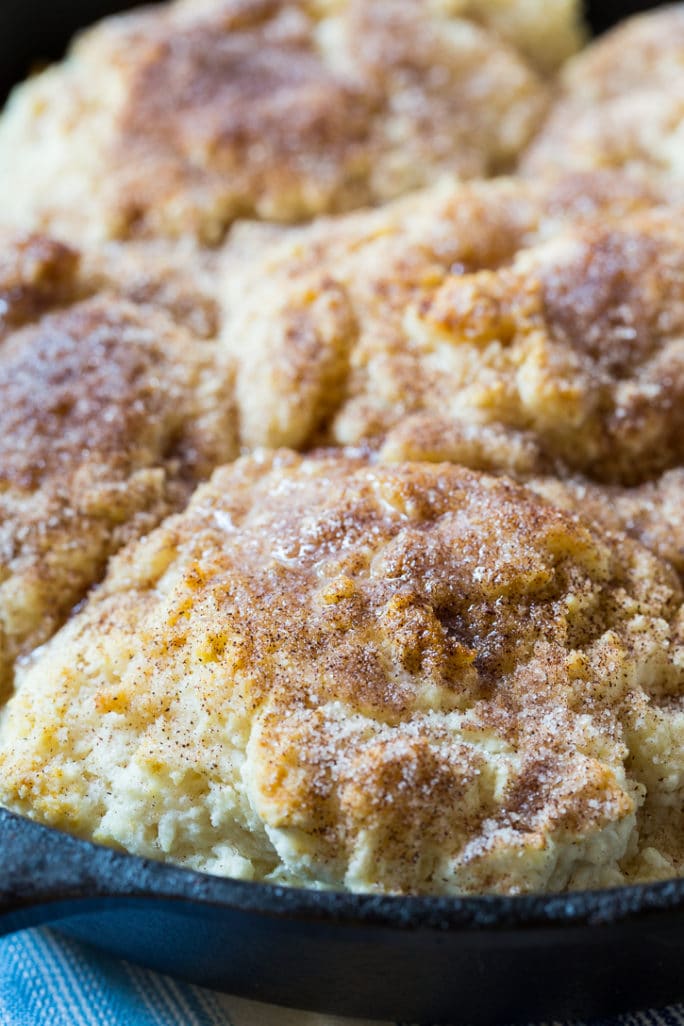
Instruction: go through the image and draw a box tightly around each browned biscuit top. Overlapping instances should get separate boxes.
[0,234,82,338]
[221,177,684,485]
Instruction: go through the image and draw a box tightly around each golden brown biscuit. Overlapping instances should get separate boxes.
[380,421,684,597]
[0,234,235,697]
[1,453,681,893]
[221,176,684,485]
[529,471,684,585]
[523,6,684,183]
[0,234,83,339]
[0,0,555,243]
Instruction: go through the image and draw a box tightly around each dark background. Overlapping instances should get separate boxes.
[0,0,668,102]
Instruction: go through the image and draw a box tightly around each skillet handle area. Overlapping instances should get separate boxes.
[0,807,209,936]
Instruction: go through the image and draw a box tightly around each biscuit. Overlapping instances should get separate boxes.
[529,471,684,586]
[0,233,235,697]
[0,0,556,243]
[221,175,684,486]
[182,0,585,74]
[523,7,684,183]
[1,453,680,893]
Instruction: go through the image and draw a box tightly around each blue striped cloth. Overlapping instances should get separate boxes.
[0,927,682,1026]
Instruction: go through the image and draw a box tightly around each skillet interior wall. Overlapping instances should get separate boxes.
[0,0,667,104]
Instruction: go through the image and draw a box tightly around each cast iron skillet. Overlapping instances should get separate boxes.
[0,808,682,1023]
[0,2,681,1023]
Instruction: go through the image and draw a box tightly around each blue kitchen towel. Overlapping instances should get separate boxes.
[0,927,682,1026]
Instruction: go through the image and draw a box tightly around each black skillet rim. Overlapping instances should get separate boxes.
[5,808,683,932]
[130,860,684,931]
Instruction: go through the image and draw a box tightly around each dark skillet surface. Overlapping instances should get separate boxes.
[0,2,682,1022]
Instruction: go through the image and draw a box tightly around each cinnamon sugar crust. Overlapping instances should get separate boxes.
[221,176,684,486]
[0,0,556,243]
[529,471,684,586]
[0,235,82,339]
[523,7,684,184]
[0,453,681,894]
[0,235,236,698]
